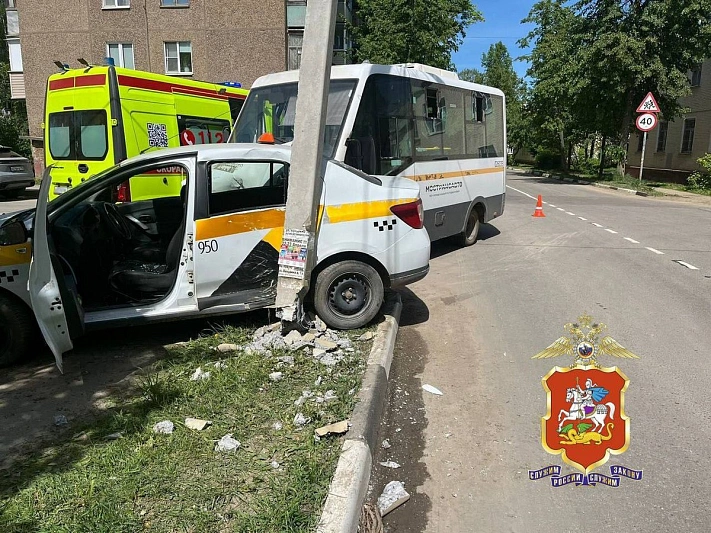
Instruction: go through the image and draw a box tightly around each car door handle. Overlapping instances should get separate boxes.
[125,215,150,231]
[138,215,155,223]
[78,164,89,173]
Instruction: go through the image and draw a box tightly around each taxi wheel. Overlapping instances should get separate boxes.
[0,293,34,367]
[314,260,384,330]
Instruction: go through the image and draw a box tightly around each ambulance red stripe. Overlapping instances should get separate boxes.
[117,75,245,101]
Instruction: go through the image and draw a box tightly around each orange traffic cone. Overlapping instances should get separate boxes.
[532,195,546,217]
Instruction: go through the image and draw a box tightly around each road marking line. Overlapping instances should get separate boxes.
[604,229,618,234]
[565,211,575,215]
[673,260,699,270]
[646,247,664,255]
[624,237,640,244]
[578,217,587,221]
[556,207,565,211]
[549,204,557,208]
[505,185,536,200]
[592,223,603,227]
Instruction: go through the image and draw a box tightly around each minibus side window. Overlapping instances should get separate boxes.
[208,161,288,216]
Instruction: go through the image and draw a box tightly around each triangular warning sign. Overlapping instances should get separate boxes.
[636,92,660,113]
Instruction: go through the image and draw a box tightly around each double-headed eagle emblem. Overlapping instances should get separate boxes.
[532,313,639,367]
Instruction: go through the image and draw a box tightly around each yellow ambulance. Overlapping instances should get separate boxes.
[44,64,248,201]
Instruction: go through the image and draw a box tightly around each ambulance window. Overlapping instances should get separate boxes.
[78,111,108,158]
[208,161,288,216]
[48,110,108,161]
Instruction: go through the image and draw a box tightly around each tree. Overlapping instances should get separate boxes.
[352,0,483,70]
[458,68,485,84]
[0,4,30,158]
[574,0,711,172]
[520,0,584,169]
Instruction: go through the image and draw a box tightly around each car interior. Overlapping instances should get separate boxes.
[48,164,187,310]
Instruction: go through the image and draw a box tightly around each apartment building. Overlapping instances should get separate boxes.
[6,0,354,172]
[627,60,711,183]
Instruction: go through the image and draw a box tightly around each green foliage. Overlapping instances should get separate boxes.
[535,148,561,170]
[0,5,31,159]
[458,68,485,84]
[688,154,711,189]
[352,0,483,69]
[520,0,711,171]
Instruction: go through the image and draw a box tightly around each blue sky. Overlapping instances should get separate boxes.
[451,0,536,79]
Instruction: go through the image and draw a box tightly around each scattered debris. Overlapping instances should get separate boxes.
[315,338,338,351]
[323,390,338,403]
[190,367,211,381]
[314,419,350,437]
[294,413,309,426]
[284,329,304,347]
[315,350,344,366]
[216,343,239,353]
[153,420,175,434]
[348,388,356,395]
[395,428,402,433]
[313,348,326,358]
[106,432,123,440]
[277,355,295,365]
[382,439,391,449]
[337,337,353,350]
[269,371,284,382]
[302,332,316,343]
[185,418,212,431]
[358,331,375,341]
[271,460,280,469]
[213,361,227,369]
[272,421,283,431]
[379,461,401,469]
[445,432,452,439]
[72,431,89,442]
[378,481,410,516]
[215,433,240,452]
[314,316,328,333]
[54,415,68,427]
[422,384,443,396]
[314,376,323,386]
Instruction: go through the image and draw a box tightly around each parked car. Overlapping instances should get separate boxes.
[0,142,430,369]
[0,146,34,198]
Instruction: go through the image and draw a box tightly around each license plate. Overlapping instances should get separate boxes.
[54,185,69,195]
[10,166,24,172]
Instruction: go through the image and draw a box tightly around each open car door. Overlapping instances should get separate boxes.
[28,168,85,372]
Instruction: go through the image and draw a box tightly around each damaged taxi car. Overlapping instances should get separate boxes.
[0,143,430,370]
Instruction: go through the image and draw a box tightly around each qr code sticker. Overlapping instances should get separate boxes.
[147,123,168,147]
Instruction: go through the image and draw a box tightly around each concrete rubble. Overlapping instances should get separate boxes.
[314,419,350,437]
[379,461,401,469]
[422,384,444,396]
[185,418,212,431]
[377,481,410,516]
[215,433,240,452]
[269,371,284,382]
[293,413,309,426]
[53,415,68,426]
[190,367,211,381]
[153,420,174,434]
[382,439,391,449]
[216,343,239,353]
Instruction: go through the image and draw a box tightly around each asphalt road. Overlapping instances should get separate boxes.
[371,172,711,533]
[0,186,39,214]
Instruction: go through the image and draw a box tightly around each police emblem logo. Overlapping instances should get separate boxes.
[529,313,643,487]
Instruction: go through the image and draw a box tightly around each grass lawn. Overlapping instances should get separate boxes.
[0,324,373,532]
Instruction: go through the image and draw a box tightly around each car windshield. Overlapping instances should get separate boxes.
[230,79,356,158]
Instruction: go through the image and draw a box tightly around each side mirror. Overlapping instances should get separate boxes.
[0,220,28,246]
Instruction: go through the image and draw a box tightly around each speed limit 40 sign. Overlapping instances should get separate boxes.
[636,113,658,132]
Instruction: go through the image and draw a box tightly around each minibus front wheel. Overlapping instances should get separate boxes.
[313,260,384,330]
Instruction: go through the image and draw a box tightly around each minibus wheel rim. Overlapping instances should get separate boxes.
[328,274,369,316]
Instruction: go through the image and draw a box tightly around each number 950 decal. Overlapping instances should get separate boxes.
[198,239,219,254]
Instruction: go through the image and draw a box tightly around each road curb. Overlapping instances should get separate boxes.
[538,171,648,196]
[316,291,402,533]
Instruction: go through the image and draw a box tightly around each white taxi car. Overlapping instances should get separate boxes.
[0,144,430,370]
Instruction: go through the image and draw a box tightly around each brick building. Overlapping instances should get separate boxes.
[5,0,354,173]
[627,60,711,183]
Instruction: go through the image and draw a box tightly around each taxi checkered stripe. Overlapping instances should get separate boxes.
[373,219,397,232]
[0,269,20,284]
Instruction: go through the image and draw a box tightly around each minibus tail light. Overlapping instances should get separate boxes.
[390,198,424,229]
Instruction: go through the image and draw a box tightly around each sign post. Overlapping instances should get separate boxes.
[635,93,660,183]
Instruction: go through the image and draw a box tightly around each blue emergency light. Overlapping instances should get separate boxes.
[106,57,115,66]
[220,81,242,88]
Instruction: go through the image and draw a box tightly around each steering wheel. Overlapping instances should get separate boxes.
[100,202,133,241]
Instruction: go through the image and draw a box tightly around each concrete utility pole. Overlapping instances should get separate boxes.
[275,0,337,324]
